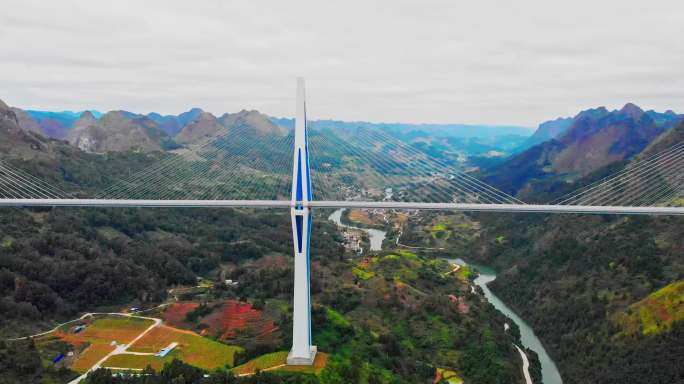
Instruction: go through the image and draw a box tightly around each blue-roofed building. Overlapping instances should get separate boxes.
[156,342,178,357]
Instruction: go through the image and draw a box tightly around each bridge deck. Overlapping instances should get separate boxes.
[1,199,684,215]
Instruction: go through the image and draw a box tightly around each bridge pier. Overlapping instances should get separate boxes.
[287,204,316,365]
[287,77,317,365]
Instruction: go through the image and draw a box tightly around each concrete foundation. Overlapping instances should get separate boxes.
[287,346,317,366]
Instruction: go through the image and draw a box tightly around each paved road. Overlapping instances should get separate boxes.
[7,303,169,342]
[515,344,533,384]
[7,313,93,341]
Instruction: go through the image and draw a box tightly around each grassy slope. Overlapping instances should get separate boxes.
[613,279,684,336]
[105,325,242,370]
[232,351,328,376]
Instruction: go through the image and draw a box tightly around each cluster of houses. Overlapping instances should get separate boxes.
[341,230,363,254]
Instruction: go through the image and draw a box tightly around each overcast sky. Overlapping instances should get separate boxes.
[1,1,683,127]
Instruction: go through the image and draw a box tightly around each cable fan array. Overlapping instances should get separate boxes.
[0,160,69,199]
[96,124,295,200]
[8,122,680,208]
[307,127,523,205]
[553,141,684,207]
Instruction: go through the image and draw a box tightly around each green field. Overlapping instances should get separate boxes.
[432,223,447,231]
[232,351,288,375]
[396,250,417,258]
[352,266,375,280]
[46,315,155,373]
[430,223,451,240]
[1,236,13,248]
[86,317,154,338]
[325,307,351,328]
[123,325,242,370]
[102,353,171,371]
[232,351,329,376]
[436,368,464,384]
[455,265,472,281]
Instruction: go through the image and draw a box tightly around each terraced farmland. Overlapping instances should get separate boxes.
[47,315,155,373]
[59,316,155,346]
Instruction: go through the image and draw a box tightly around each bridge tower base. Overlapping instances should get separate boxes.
[287,77,316,366]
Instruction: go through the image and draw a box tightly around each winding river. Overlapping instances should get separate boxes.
[449,259,563,384]
[327,209,562,383]
[328,208,386,251]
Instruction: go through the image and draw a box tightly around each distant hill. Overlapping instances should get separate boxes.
[10,107,43,134]
[222,110,286,137]
[147,108,203,136]
[173,109,286,146]
[23,110,102,139]
[484,104,683,195]
[175,110,225,145]
[520,117,573,150]
[0,99,57,161]
[67,111,175,153]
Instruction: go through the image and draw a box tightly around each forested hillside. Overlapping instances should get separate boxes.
[471,212,684,383]
[0,207,293,337]
[471,120,684,383]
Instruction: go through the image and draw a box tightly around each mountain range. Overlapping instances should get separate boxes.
[4,99,683,193]
[4,105,536,159]
[2,104,285,154]
[484,103,683,196]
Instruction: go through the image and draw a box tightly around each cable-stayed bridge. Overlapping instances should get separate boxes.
[3,125,684,214]
[1,97,683,213]
[1,78,684,364]
[2,124,684,214]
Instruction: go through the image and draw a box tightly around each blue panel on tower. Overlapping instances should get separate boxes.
[295,214,303,253]
[306,214,312,343]
[305,146,312,200]
[296,149,303,202]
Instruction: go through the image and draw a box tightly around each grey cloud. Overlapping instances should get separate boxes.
[0,0,682,126]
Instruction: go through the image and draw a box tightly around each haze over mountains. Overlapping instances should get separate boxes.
[11,107,534,152]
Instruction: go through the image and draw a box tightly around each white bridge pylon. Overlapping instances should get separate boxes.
[287,77,316,365]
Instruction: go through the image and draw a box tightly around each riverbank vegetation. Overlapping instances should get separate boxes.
[473,212,684,383]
